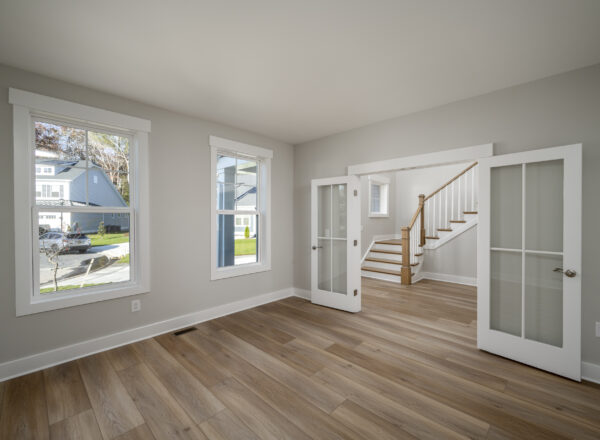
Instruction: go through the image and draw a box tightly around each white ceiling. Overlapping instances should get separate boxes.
[1,1,600,145]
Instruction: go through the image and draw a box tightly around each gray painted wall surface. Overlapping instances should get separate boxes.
[422,227,477,279]
[294,64,600,365]
[360,172,396,254]
[0,64,294,364]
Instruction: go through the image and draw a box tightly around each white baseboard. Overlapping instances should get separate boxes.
[0,287,300,382]
[419,271,477,286]
[582,361,600,384]
[294,288,311,299]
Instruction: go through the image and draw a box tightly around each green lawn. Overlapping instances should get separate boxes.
[118,253,130,264]
[235,238,256,256]
[40,283,101,294]
[88,232,129,247]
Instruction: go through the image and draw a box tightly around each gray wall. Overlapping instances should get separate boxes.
[294,63,600,365]
[422,227,477,279]
[0,64,294,364]
[360,172,396,254]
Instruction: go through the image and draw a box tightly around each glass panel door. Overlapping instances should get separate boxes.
[311,176,361,312]
[478,144,581,381]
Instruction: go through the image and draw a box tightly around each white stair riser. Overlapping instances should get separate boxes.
[361,270,401,283]
[363,261,402,271]
[368,251,402,262]
[372,243,402,252]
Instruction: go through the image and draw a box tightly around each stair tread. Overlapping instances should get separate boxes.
[425,236,440,239]
[375,239,403,245]
[365,257,402,265]
[361,266,401,276]
[370,249,402,255]
[414,252,423,257]
[450,220,466,223]
[437,228,452,232]
[463,211,478,214]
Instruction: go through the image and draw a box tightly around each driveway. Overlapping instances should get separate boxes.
[39,242,129,285]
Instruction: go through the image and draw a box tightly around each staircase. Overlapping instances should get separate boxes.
[361,162,478,285]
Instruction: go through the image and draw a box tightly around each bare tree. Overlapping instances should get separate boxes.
[42,243,67,292]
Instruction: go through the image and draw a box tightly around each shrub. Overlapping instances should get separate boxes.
[244,226,250,239]
[97,221,106,237]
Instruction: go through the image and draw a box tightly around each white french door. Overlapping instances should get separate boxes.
[478,144,582,380]
[311,176,361,312]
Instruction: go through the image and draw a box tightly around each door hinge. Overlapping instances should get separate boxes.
[354,189,358,196]
[354,289,358,296]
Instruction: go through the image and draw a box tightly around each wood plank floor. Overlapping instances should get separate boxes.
[2,278,600,439]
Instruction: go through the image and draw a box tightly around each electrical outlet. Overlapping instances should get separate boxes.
[596,322,600,337]
[131,299,141,313]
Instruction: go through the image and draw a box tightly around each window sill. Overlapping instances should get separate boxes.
[368,213,390,218]
[211,262,271,281]
[17,282,149,316]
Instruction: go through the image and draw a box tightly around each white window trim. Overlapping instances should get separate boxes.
[10,88,151,316]
[368,175,390,218]
[209,135,272,280]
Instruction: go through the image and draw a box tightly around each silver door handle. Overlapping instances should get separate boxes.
[312,245,323,250]
[553,268,577,278]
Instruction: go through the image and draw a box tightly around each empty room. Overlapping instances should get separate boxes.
[1,1,600,439]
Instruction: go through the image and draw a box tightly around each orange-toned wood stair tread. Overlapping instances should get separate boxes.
[437,228,452,232]
[369,249,402,255]
[463,211,478,214]
[425,236,440,239]
[363,258,419,267]
[374,239,403,245]
[450,220,466,223]
[364,257,401,265]
[361,266,416,276]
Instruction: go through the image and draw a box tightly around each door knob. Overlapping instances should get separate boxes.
[553,268,577,278]
[312,245,323,250]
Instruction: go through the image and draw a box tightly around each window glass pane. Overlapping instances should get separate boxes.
[35,121,86,162]
[318,238,331,291]
[490,250,522,336]
[87,131,131,207]
[38,212,130,295]
[88,169,130,207]
[332,239,347,294]
[524,253,563,347]
[332,184,347,238]
[491,165,522,249]
[217,214,258,267]
[525,160,563,252]
[236,158,257,211]
[318,185,332,237]
[371,184,381,213]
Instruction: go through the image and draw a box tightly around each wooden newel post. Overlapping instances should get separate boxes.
[419,194,426,247]
[401,227,412,285]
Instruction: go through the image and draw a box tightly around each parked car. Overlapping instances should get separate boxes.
[39,232,91,254]
[39,232,69,253]
[66,233,91,253]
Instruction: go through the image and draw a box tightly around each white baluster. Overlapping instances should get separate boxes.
[451,180,455,221]
[458,176,462,221]
[464,173,467,216]
[471,167,475,211]
[444,186,448,228]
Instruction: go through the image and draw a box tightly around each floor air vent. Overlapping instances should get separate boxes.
[173,327,197,336]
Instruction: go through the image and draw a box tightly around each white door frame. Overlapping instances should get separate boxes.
[477,144,582,381]
[311,175,361,312]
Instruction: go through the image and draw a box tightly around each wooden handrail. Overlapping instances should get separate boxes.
[424,162,477,201]
[408,204,422,229]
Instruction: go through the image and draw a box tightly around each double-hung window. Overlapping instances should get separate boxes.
[210,136,272,280]
[10,89,151,315]
[368,175,390,217]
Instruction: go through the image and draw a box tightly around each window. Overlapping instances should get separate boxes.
[368,175,390,217]
[210,136,272,280]
[10,88,151,315]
